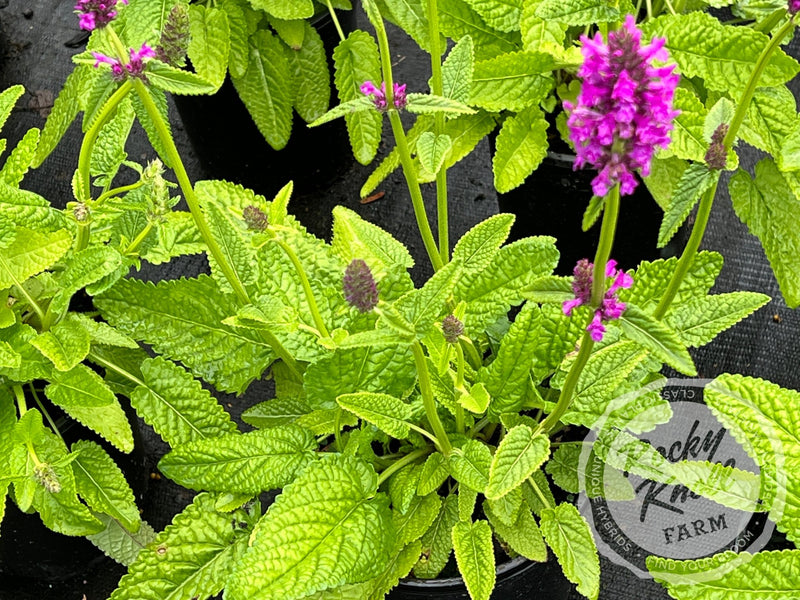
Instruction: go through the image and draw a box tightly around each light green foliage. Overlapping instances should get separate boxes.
[226,455,393,600]
[493,105,548,193]
[452,213,514,275]
[46,365,133,453]
[288,23,331,123]
[142,211,205,265]
[667,88,708,163]
[378,0,442,53]
[131,356,237,447]
[729,159,800,308]
[463,0,523,32]
[131,87,173,168]
[619,304,696,375]
[269,17,305,49]
[223,0,250,78]
[0,183,65,231]
[87,513,156,566]
[250,0,315,18]
[520,4,568,56]
[242,397,313,429]
[439,0,521,61]
[486,425,550,499]
[83,75,118,134]
[331,205,415,274]
[187,5,230,91]
[389,464,423,514]
[395,260,461,337]
[417,452,450,496]
[231,30,293,150]
[146,62,220,96]
[645,156,688,211]
[96,276,274,393]
[647,550,800,599]
[740,86,800,160]
[333,31,383,164]
[531,304,584,379]
[310,97,379,127]
[418,112,497,183]
[643,12,799,93]
[417,132,452,178]
[50,246,125,316]
[120,0,187,48]
[485,501,548,561]
[1,127,39,186]
[337,392,414,439]
[670,460,763,513]
[666,292,770,347]
[90,99,135,186]
[441,35,474,104]
[415,494,459,578]
[31,317,91,372]
[158,426,316,493]
[0,227,71,290]
[658,164,719,248]
[0,85,23,132]
[534,0,620,25]
[109,493,253,600]
[546,442,636,500]
[0,323,51,382]
[486,485,522,525]
[33,67,90,167]
[72,440,140,531]
[70,314,138,349]
[459,486,478,521]
[450,439,492,493]
[470,51,553,112]
[780,121,800,171]
[452,520,496,600]
[540,503,600,600]
[406,93,476,116]
[394,493,442,546]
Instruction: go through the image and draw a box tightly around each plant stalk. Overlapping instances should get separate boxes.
[272,237,330,338]
[412,341,453,455]
[377,447,431,486]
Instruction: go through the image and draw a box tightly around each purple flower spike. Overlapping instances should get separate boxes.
[91,43,155,82]
[360,80,408,112]
[74,0,127,31]
[562,258,633,342]
[565,16,680,197]
[442,315,464,344]
[790,0,800,14]
[343,259,379,313]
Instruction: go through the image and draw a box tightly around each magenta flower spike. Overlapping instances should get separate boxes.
[565,16,680,197]
[563,258,633,342]
[74,0,127,31]
[343,259,379,313]
[360,80,408,111]
[790,0,800,14]
[91,43,155,82]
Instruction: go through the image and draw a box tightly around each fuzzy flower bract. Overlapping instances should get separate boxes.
[563,258,633,342]
[360,81,408,111]
[92,44,156,82]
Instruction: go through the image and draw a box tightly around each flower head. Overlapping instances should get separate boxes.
[360,81,408,111]
[442,315,464,344]
[243,205,268,231]
[790,0,800,14]
[34,463,61,494]
[92,43,156,82]
[563,258,633,342]
[156,4,190,67]
[343,259,379,313]
[704,123,729,171]
[74,0,127,31]
[565,16,679,197]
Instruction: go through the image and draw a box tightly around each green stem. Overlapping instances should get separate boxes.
[427,0,449,265]
[334,408,343,451]
[94,180,145,207]
[467,416,490,438]
[124,220,155,256]
[409,423,442,445]
[377,447,431,486]
[460,337,483,370]
[273,237,330,338]
[454,343,466,434]
[324,0,346,42]
[30,384,64,442]
[1,253,46,325]
[89,351,147,387]
[654,17,796,319]
[12,384,27,416]
[412,341,453,455]
[527,475,554,510]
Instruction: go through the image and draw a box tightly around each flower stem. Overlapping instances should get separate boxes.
[527,475,554,510]
[272,237,330,338]
[412,340,453,455]
[0,254,46,325]
[123,220,155,256]
[454,342,466,434]
[12,384,27,416]
[324,0,346,42]
[94,180,145,207]
[654,17,796,319]
[377,447,431,486]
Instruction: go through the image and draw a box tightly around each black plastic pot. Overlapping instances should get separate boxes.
[173,7,357,200]
[390,555,572,600]
[496,150,670,275]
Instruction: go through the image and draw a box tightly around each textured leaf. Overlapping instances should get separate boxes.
[87,513,156,566]
[729,159,800,308]
[406,93,476,116]
[1,127,39,186]
[141,211,205,265]
[521,5,568,55]
[31,317,91,372]
[310,97,379,127]
[50,245,125,316]
[540,503,600,600]
[439,0,521,61]
[417,452,450,496]
[740,85,800,159]
[146,61,219,95]
[250,0,314,18]
[0,85,23,132]
[96,276,274,393]
[46,365,134,453]
[450,439,492,493]
[658,164,718,248]
[289,22,331,123]
[452,520,496,600]
[419,112,497,183]
[780,121,800,171]
[72,440,139,531]
[493,105,548,192]
[530,303,584,379]
[666,292,770,347]
[486,425,550,500]
[337,392,413,438]
[331,205,414,273]
[485,501,547,561]
[0,184,65,231]
[415,494,459,578]
[187,5,230,91]
[394,493,442,547]
[231,30,293,150]
[131,356,237,447]
[33,66,90,167]
[131,86,173,168]
[395,260,461,337]
[417,132,452,177]
[666,87,708,163]
[463,0,523,32]
[223,0,249,78]
[242,397,313,429]
[159,426,316,493]
[619,304,697,375]
[471,51,553,112]
[109,493,252,600]
[90,98,135,186]
[452,213,514,275]
[441,35,474,103]
[0,323,51,382]
[333,31,383,164]
[379,0,440,53]
[226,455,393,600]
[458,486,478,521]
[643,12,799,93]
[534,0,619,25]
[120,0,187,47]
[390,464,424,514]
[0,227,71,289]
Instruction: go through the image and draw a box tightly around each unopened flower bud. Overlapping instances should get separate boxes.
[705,123,729,171]
[243,205,268,231]
[442,315,464,344]
[34,463,61,494]
[343,259,378,313]
[156,4,190,67]
[74,202,89,222]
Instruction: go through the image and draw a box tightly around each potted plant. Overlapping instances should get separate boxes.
[3,1,800,599]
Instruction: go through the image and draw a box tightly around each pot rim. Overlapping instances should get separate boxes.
[398,555,531,589]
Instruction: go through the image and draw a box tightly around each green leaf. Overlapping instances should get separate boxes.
[440,35,474,104]
[0,85,24,131]
[728,159,800,308]
[450,439,492,493]
[463,0,523,32]
[309,97,377,127]
[619,304,697,375]
[31,317,91,372]
[0,323,51,382]
[226,455,393,600]
[50,245,126,316]
[485,501,548,562]
[488,480,524,524]
[540,503,600,600]
[666,292,770,347]
[415,494,459,578]
[331,205,414,273]
[46,365,134,453]
[269,17,305,49]
[33,66,90,167]
[250,0,314,18]
[452,520,496,600]
[146,60,219,95]
[223,0,250,78]
[493,105,548,193]
[187,5,230,91]
[87,513,156,566]
[231,30,293,150]
[470,51,553,112]
[378,0,441,53]
[395,260,461,337]
[667,88,708,163]
[333,30,383,164]
[521,6,568,56]
[740,85,800,159]
[131,356,238,447]
[142,211,205,265]
[406,93,477,116]
[439,0,521,61]
[289,22,331,123]
[131,86,174,168]
[242,397,312,429]
[780,121,800,171]
[72,440,140,531]
[96,276,274,393]
[417,452,450,496]
[458,486,478,521]
[90,97,135,186]
[120,0,188,47]
[658,164,719,248]
[486,425,550,500]
[642,12,800,93]
[582,195,604,231]
[394,493,442,547]
[452,213,514,275]
[417,132,452,178]
[109,492,253,600]
[0,183,65,231]
[389,464,423,514]
[337,392,414,439]
[0,227,71,289]
[647,550,800,600]
[1,127,39,186]
[159,426,316,493]
[534,0,620,25]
